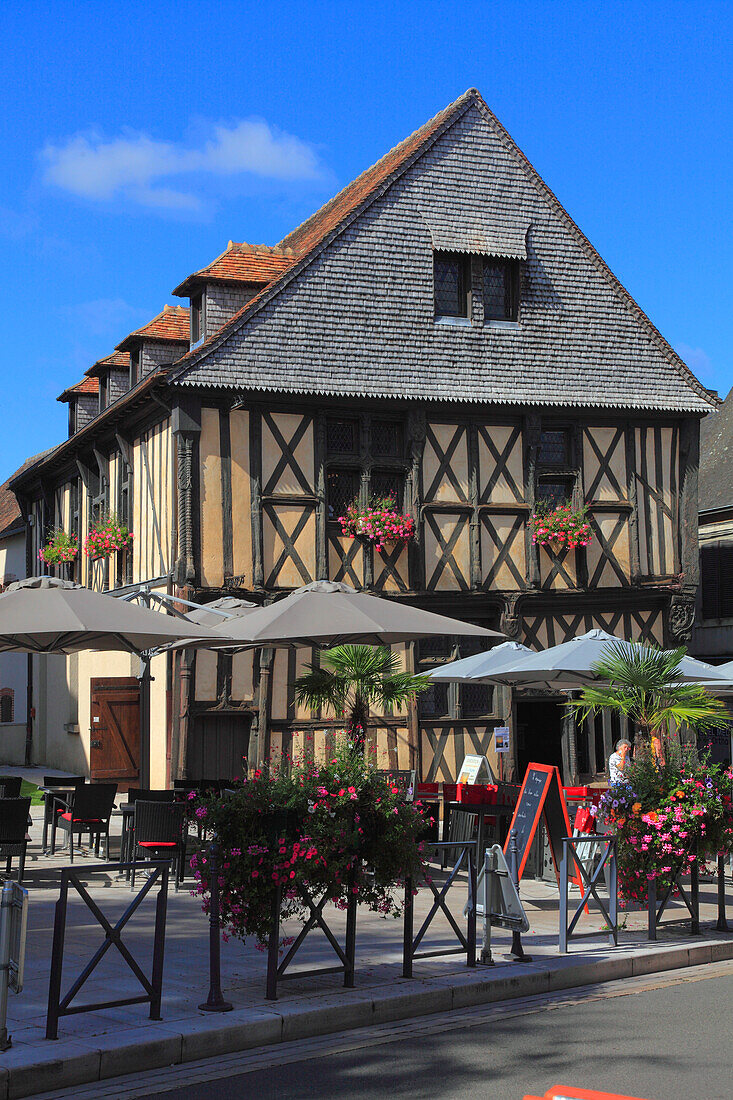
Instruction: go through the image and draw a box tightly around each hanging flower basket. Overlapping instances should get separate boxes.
[600,745,733,905]
[338,495,415,553]
[530,502,592,550]
[84,514,134,560]
[39,529,78,565]
[191,737,429,948]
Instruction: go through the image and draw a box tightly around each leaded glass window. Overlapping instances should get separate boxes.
[327,418,358,455]
[327,468,359,520]
[461,682,494,718]
[539,428,570,466]
[371,470,404,508]
[371,420,402,458]
[434,252,469,317]
[536,478,574,507]
[483,259,518,321]
[418,682,450,718]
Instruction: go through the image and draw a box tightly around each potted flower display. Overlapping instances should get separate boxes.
[38,529,79,566]
[570,641,732,903]
[190,736,430,950]
[338,495,415,553]
[83,513,134,560]
[598,746,733,905]
[530,501,593,550]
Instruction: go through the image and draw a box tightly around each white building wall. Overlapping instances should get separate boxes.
[0,528,27,764]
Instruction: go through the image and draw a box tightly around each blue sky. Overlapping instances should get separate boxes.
[1,1,731,475]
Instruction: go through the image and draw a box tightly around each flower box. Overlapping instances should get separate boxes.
[83,515,134,560]
[39,529,78,565]
[338,495,415,553]
[530,502,592,550]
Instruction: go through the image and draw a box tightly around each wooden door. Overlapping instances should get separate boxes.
[188,713,252,781]
[89,677,140,787]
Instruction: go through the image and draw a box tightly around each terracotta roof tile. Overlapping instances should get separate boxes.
[116,305,190,351]
[277,93,473,256]
[57,376,99,403]
[172,243,295,297]
[85,349,130,379]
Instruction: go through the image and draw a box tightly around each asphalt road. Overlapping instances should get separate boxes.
[43,961,733,1100]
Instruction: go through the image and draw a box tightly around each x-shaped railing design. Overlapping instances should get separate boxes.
[559,836,618,952]
[46,861,169,1040]
[403,840,477,976]
[647,849,700,939]
[266,880,357,1000]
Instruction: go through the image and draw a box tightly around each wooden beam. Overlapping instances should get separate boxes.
[115,431,134,468]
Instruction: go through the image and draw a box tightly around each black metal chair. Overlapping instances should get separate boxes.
[51,783,117,862]
[42,775,86,851]
[131,801,186,890]
[121,789,176,866]
[126,789,175,805]
[0,777,22,799]
[0,798,31,881]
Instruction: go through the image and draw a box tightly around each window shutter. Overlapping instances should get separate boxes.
[701,544,721,618]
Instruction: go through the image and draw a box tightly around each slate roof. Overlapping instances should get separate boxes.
[169,89,715,414]
[116,305,190,351]
[57,376,99,402]
[0,479,23,540]
[172,243,296,297]
[700,386,733,513]
[85,349,130,378]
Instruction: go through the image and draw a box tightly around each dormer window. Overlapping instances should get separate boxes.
[483,259,519,321]
[191,293,205,345]
[130,349,140,387]
[99,374,108,412]
[434,252,470,318]
[68,403,76,436]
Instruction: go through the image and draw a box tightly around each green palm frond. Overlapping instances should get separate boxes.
[569,640,729,736]
[294,644,429,721]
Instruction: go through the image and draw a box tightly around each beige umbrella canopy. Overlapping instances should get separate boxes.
[0,577,225,787]
[203,581,503,648]
[182,595,258,629]
[0,577,223,654]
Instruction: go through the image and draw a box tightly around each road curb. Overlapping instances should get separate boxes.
[3,937,733,1099]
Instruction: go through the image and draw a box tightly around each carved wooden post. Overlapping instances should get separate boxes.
[407,408,426,592]
[249,408,264,589]
[315,418,328,580]
[172,398,201,589]
[524,414,540,588]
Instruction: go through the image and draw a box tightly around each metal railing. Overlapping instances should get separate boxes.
[403,840,477,977]
[559,835,618,953]
[46,860,169,1040]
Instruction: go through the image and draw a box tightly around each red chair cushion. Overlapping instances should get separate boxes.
[137,840,178,847]
[60,813,102,823]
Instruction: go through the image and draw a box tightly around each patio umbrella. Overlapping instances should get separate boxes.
[0,577,225,786]
[202,581,503,648]
[183,595,258,628]
[429,640,533,682]
[487,629,733,688]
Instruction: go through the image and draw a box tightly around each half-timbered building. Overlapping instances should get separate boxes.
[8,89,715,787]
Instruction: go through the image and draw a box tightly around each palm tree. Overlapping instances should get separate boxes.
[568,641,728,761]
[295,644,431,748]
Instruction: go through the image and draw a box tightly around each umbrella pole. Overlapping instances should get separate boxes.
[138,654,152,790]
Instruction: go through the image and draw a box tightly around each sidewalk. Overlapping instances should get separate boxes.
[0,803,731,1099]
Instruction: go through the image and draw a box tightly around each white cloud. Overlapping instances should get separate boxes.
[41,119,323,209]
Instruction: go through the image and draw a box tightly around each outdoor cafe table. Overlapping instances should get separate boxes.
[442,800,516,866]
[40,785,79,853]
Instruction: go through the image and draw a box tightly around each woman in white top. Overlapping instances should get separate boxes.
[608,739,631,783]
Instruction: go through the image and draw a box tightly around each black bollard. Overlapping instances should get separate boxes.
[199,836,233,1011]
[717,854,729,933]
[508,829,531,962]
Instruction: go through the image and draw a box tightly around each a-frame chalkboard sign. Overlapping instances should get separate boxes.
[503,763,573,884]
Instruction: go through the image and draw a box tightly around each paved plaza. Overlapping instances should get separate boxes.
[0,767,731,1097]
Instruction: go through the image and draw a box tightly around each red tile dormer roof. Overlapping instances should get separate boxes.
[85,350,130,379]
[116,305,190,351]
[57,376,99,403]
[172,243,296,297]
